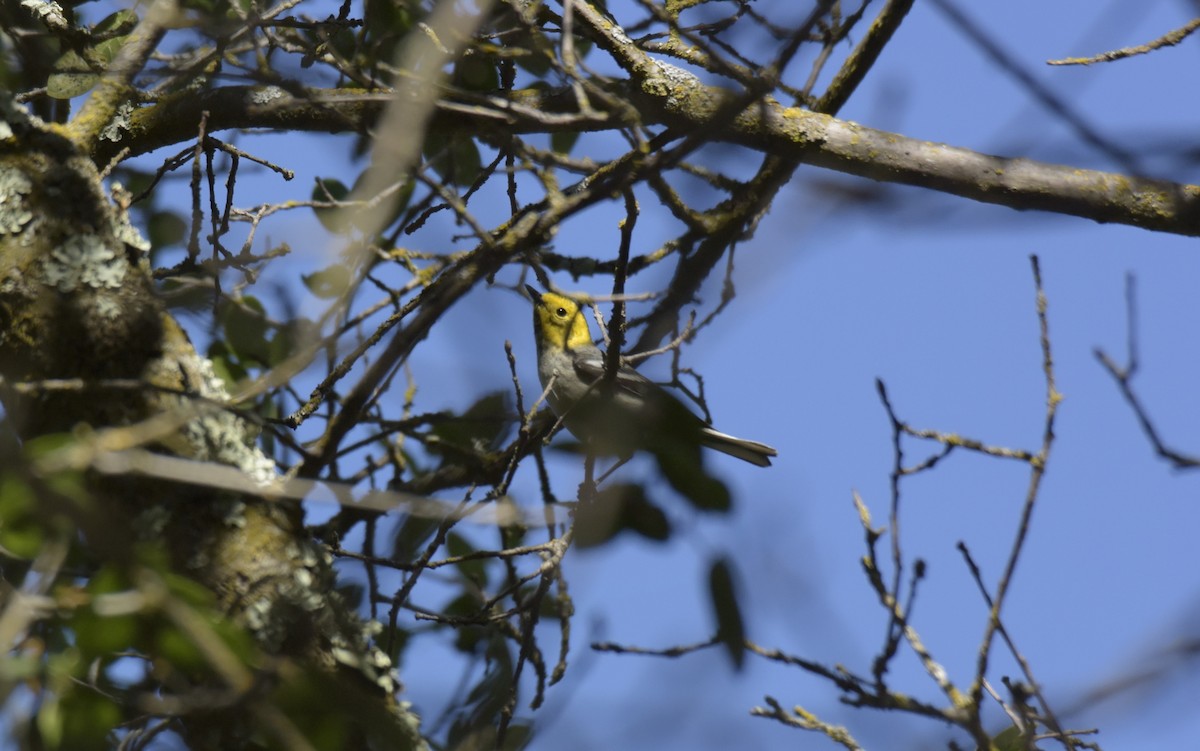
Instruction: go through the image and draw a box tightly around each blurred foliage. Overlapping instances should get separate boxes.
[0,0,934,748]
[46,10,137,99]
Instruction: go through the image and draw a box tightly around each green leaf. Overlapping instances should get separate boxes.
[73,609,137,659]
[269,317,316,368]
[429,391,513,459]
[88,565,130,596]
[207,340,249,388]
[639,397,732,511]
[511,38,552,77]
[302,263,351,299]
[93,9,139,36]
[272,665,424,749]
[550,130,580,155]
[572,34,594,60]
[155,622,207,674]
[573,484,625,549]
[47,50,98,100]
[423,130,482,187]
[160,276,213,313]
[625,494,670,541]
[74,567,140,657]
[450,662,513,745]
[0,475,41,559]
[445,593,488,653]
[272,668,350,750]
[992,725,1027,751]
[574,483,670,549]
[221,296,271,366]
[147,210,187,248]
[391,514,440,561]
[379,173,415,225]
[454,54,499,92]
[0,655,40,681]
[498,721,533,751]
[47,16,135,100]
[708,557,746,670]
[311,177,351,233]
[324,27,358,61]
[90,36,130,66]
[60,691,121,751]
[361,171,416,234]
[23,432,77,459]
[163,570,218,609]
[36,695,63,750]
[312,170,413,234]
[447,532,488,587]
[206,616,258,666]
[650,443,730,512]
[111,167,155,197]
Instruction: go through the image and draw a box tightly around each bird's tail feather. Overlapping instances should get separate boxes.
[700,427,778,467]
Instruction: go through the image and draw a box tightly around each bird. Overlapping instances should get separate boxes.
[526,284,777,467]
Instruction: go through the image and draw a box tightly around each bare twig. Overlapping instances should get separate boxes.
[1048,18,1200,66]
[1095,274,1200,469]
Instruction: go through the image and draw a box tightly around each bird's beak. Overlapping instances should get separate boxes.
[524,284,542,301]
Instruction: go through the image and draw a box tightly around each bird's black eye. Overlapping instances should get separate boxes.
[555,307,567,317]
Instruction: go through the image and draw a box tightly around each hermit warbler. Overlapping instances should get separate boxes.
[526,285,777,467]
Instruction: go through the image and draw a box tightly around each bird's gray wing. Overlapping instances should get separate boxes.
[571,353,656,399]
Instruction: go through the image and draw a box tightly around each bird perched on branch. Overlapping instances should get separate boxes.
[526,284,777,467]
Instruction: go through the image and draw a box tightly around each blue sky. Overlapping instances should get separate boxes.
[496,2,1200,748]
[91,0,1200,748]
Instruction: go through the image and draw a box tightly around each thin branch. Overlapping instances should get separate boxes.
[970,255,1062,732]
[1048,18,1200,66]
[1095,274,1200,468]
[928,0,1140,174]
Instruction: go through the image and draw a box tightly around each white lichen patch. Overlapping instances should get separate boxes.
[655,61,702,88]
[111,183,151,253]
[0,267,22,294]
[21,1,68,31]
[100,101,135,143]
[293,567,313,588]
[132,504,171,539]
[92,294,124,320]
[192,352,233,401]
[186,547,211,570]
[180,407,279,487]
[653,61,706,110]
[244,596,275,637]
[0,165,35,234]
[173,353,279,487]
[220,499,247,528]
[242,556,328,649]
[248,86,289,106]
[329,632,398,694]
[42,233,127,291]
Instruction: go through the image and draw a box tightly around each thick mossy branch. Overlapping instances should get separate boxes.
[91,68,1200,237]
[570,4,1200,237]
[0,107,425,750]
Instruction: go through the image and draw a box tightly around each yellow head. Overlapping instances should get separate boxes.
[526,285,593,351]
